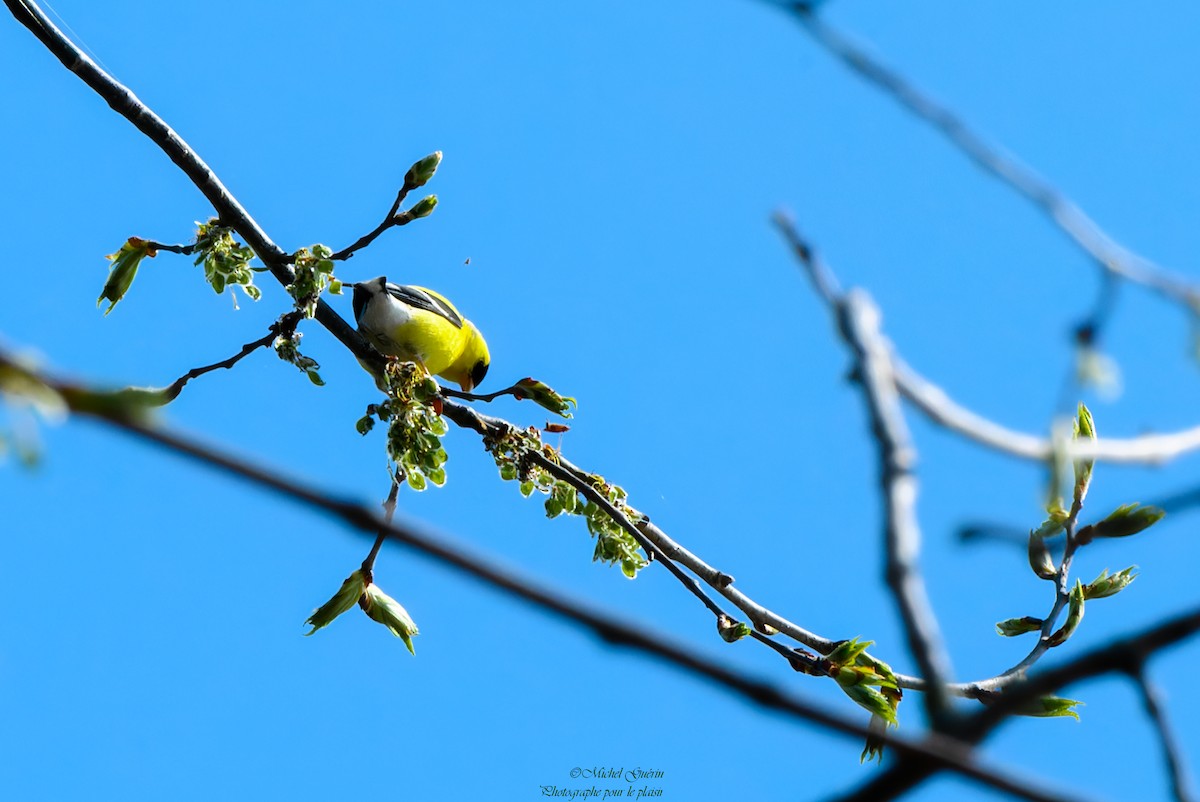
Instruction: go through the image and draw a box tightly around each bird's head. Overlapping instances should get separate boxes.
[350,276,388,324]
[443,320,490,392]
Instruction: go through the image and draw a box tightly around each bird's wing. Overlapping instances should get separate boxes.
[385,283,464,329]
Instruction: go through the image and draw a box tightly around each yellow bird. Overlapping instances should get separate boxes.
[350,276,490,391]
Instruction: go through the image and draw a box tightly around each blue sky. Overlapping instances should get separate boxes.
[3,2,1199,800]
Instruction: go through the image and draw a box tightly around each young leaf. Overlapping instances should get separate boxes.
[1072,403,1096,509]
[305,570,368,635]
[360,583,419,654]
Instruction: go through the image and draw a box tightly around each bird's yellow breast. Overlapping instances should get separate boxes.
[375,306,471,375]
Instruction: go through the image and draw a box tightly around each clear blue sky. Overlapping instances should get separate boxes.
[3,2,1199,800]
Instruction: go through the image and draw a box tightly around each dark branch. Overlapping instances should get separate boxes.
[330,188,410,261]
[163,312,303,401]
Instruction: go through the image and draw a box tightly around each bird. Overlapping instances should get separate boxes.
[349,276,490,392]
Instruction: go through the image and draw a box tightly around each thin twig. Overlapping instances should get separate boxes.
[163,312,302,401]
[440,399,842,656]
[361,473,401,579]
[145,240,196,256]
[777,3,1200,311]
[329,188,410,262]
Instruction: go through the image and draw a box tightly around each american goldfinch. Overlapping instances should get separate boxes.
[350,276,490,391]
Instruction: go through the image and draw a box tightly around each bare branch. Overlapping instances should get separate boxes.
[329,188,410,262]
[163,312,303,401]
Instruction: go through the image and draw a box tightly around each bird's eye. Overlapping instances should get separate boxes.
[470,360,489,389]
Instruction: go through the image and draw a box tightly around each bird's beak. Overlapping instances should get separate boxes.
[458,378,474,392]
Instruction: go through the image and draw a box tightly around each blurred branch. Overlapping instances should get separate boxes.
[775,2,1200,313]
[0,350,1083,802]
[779,212,1200,467]
[778,211,953,718]
[1132,665,1197,802]
[839,290,954,722]
[896,357,1200,465]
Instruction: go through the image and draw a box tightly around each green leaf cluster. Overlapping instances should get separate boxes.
[826,637,902,753]
[194,219,260,300]
[488,427,647,577]
[273,330,325,386]
[288,244,340,318]
[1077,503,1165,544]
[358,362,448,490]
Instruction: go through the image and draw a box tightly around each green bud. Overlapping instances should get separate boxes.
[305,569,368,635]
[360,583,419,654]
[1027,531,1057,580]
[513,377,578,418]
[1083,566,1137,600]
[996,616,1043,637]
[717,615,752,643]
[853,651,898,688]
[1072,403,1096,509]
[408,195,439,219]
[1047,580,1086,647]
[1013,695,1083,720]
[827,637,873,667]
[404,151,443,189]
[1077,503,1165,544]
[98,237,157,315]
